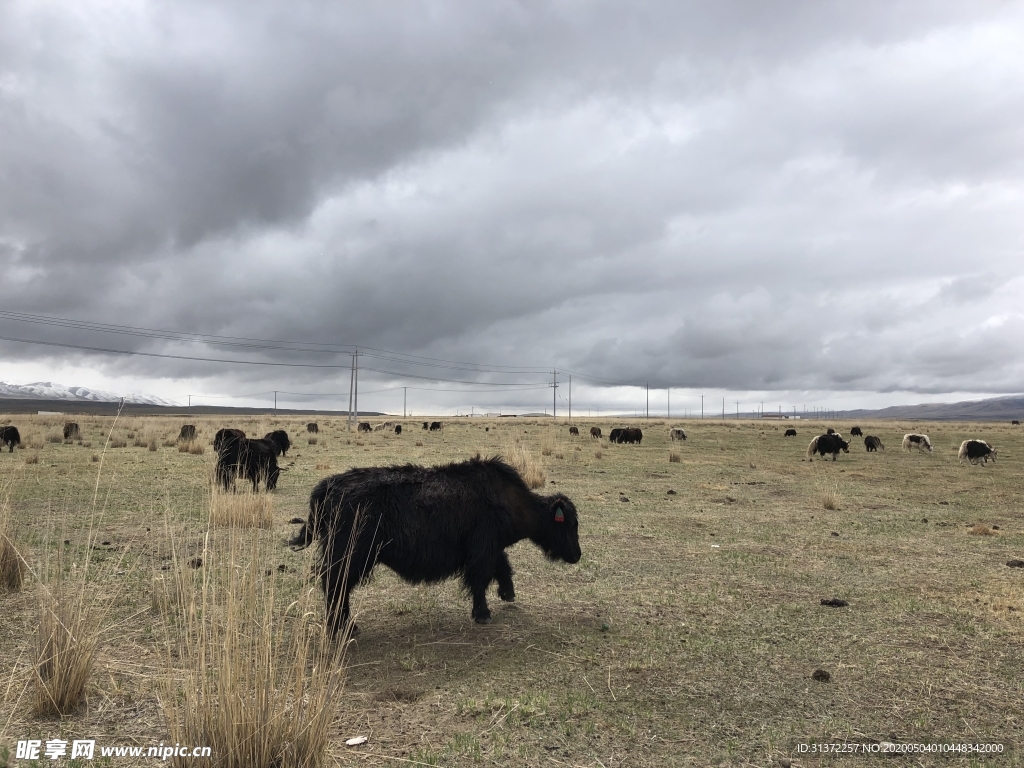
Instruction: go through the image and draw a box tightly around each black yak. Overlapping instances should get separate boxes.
[63,422,80,440]
[178,424,197,442]
[213,428,246,452]
[590,427,602,439]
[784,428,797,437]
[850,426,863,437]
[307,422,319,434]
[902,434,932,453]
[670,428,686,441]
[1013,420,1021,426]
[429,421,443,431]
[423,421,429,430]
[216,437,280,492]
[958,439,996,465]
[263,429,291,456]
[0,426,21,452]
[611,427,642,444]
[826,428,836,435]
[864,435,884,452]
[807,434,850,461]
[569,426,579,436]
[289,456,582,635]
[357,422,372,433]
[395,424,402,435]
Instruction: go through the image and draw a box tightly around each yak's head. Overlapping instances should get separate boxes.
[840,440,850,453]
[540,493,581,564]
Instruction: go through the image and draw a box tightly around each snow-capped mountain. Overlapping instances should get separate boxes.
[0,381,180,407]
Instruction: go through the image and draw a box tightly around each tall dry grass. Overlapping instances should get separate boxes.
[503,440,547,489]
[158,528,349,768]
[816,474,841,510]
[0,478,26,591]
[209,485,275,529]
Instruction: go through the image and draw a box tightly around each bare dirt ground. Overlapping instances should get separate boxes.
[1,415,1022,767]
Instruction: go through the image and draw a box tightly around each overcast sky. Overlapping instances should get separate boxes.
[2,1,1022,415]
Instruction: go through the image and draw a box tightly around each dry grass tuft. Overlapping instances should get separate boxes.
[109,437,128,448]
[159,529,348,768]
[189,441,205,455]
[669,451,681,463]
[1,487,26,591]
[148,438,159,451]
[355,441,365,447]
[415,441,423,447]
[541,443,553,457]
[46,432,62,444]
[594,450,603,459]
[209,486,274,529]
[31,538,121,717]
[315,464,331,471]
[26,454,40,465]
[504,440,547,489]
[308,436,318,445]
[816,475,841,510]
[969,523,995,536]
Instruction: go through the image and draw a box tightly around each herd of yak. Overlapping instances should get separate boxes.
[0,417,1011,636]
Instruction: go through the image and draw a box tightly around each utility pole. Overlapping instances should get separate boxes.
[552,370,557,420]
[736,401,739,419]
[188,394,191,418]
[354,349,359,426]
[701,394,704,420]
[274,390,277,415]
[347,353,355,431]
[667,388,670,420]
[568,375,572,424]
[722,397,725,422]
[646,382,649,420]
[403,387,407,418]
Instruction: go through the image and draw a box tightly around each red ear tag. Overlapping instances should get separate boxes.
[554,508,565,523]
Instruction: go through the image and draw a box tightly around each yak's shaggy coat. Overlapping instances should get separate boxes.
[215,435,280,492]
[289,456,582,635]
[902,434,932,453]
[958,439,996,465]
[807,434,850,461]
[864,435,884,452]
[0,426,20,452]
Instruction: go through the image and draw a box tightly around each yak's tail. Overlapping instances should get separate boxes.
[957,440,969,463]
[288,522,312,550]
[806,436,819,459]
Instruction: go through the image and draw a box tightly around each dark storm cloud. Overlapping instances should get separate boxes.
[1,1,1022,407]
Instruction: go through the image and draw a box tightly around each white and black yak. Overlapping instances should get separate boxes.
[215,434,280,492]
[288,456,582,636]
[958,439,996,465]
[0,426,21,452]
[263,429,291,456]
[807,433,850,461]
[670,428,686,441]
[902,434,932,453]
[864,435,884,452]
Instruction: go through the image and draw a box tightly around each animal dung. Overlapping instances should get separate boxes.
[667,489,676,495]
[820,598,848,607]
[289,517,305,524]
[830,531,839,537]
[1006,559,1024,568]
[811,668,831,682]
[620,496,629,502]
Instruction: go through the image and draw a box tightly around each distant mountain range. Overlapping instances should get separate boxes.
[841,395,1024,422]
[0,380,180,407]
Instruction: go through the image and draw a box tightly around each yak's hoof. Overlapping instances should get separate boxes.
[498,588,516,602]
[474,615,492,625]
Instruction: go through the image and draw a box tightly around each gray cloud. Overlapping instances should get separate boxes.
[2,1,1023,410]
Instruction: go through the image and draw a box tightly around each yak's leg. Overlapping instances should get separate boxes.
[464,541,499,624]
[322,547,360,637]
[495,551,516,602]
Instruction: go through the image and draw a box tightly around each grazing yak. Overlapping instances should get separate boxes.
[569,426,579,436]
[213,428,246,452]
[670,428,686,441]
[590,427,602,439]
[215,435,280,492]
[307,422,319,434]
[430,421,443,431]
[263,430,291,456]
[357,422,372,433]
[958,439,996,465]
[395,424,402,435]
[178,424,197,442]
[826,428,836,435]
[0,426,21,452]
[850,426,863,437]
[373,423,386,432]
[902,434,932,453]
[864,435,884,452]
[423,422,429,430]
[807,433,850,461]
[63,422,80,440]
[784,428,797,437]
[613,428,642,444]
[289,456,582,635]
[1013,420,1021,426]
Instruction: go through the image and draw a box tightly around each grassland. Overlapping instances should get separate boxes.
[1,414,1022,767]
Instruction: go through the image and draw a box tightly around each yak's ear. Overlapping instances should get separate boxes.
[553,503,565,523]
